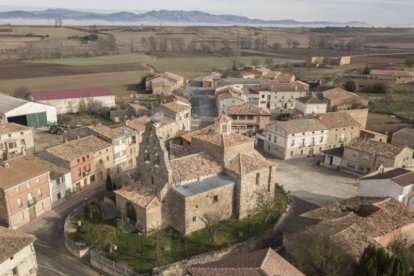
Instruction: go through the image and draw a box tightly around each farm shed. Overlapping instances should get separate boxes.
[0,93,57,128]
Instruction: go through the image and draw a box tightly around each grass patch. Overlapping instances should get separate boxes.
[25,54,146,66]
[58,113,115,127]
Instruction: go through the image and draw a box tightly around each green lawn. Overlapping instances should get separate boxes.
[72,185,288,273]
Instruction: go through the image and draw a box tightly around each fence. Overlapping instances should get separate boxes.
[90,249,138,276]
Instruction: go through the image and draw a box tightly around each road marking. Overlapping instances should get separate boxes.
[38,264,67,276]
[36,242,51,249]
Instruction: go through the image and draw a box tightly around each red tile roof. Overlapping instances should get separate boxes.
[31,87,114,101]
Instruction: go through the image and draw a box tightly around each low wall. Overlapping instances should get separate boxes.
[90,250,137,276]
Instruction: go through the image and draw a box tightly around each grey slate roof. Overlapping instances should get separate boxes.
[173,173,235,197]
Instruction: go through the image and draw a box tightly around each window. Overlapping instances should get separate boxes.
[213,195,218,203]
[247,115,254,120]
[290,139,295,146]
[290,151,293,156]
[27,193,35,206]
[256,173,260,185]
[320,136,324,143]
[8,142,17,149]
[107,156,110,162]
[12,267,18,276]
[192,216,197,222]
[273,136,277,143]
[17,198,22,208]
[21,139,26,145]
[37,189,42,197]
[15,185,20,193]
[39,202,44,210]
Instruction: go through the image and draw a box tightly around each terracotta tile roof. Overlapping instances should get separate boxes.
[227,104,271,116]
[317,112,360,129]
[47,135,111,161]
[393,128,414,143]
[322,88,368,105]
[189,248,304,276]
[362,167,414,187]
[0,123,32,135]
[128,103,148,112]
[114,184,160,209]
[170,152,223,183]
[35,154,70,180]
[194,130,253,148]
[126,115,175,133]
[346,138,407,158]
[180,125,212,143]
[216,114,232,123]
[89,124,125,140]
[295,197,414,260]
[296,95,325,104]
[0,227,36,263]
[226,152,274,175]
[31,87,113,101]
[164,95,191,106]
[276,119,328,134]
[0,157,49,190]
[161,101,190,113]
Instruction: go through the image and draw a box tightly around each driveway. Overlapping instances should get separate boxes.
[274,157,358,214]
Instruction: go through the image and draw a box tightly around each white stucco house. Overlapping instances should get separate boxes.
[28,87,116,114]
[358,167,414,208]
[295,95,328,115]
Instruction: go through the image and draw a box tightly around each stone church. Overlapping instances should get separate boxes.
[115,115,276,235]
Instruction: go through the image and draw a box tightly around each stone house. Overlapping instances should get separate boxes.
[146,72,185,95]
[295,95,327,115]
[28,87,116,114]
[88,125,139,172]
[392,128,414,150]
[370,70,414,84]
[339,74,396,92]
[44,136,113,192]
[188,247,304,276]
[336,138,413,174]
[216,87,248,115]
[257,119,328,160]
[226,104,271,134]
[115,115,276,235]
[0,227,37,276]
[127,103,148,118]
[0,123,34,161]
[283,197,414,262]
[202,72,222,88]
[317,112,361,149]
[158,100,191,132]
[0,157,52,229]
[360,129,388,143]
[358,167,414,208]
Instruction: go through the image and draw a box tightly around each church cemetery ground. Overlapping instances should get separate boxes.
[67,186,289,273]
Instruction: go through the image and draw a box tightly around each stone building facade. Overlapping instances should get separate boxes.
[0,123,34,161]
[115,115,276,235]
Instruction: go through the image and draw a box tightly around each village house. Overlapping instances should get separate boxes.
[392,127,414,150]
[115,115,276,235]
[0,93,57,128]
[226,103,271,134]
[188,248,304,276]
[0,227,37,276]
[317,112,361,149]
[283,197,414,261]
[28,87,116,114]
[358,167,414,208]
[314,88,369,128]
[306,56,351,67]
[202,72,222,88]
[158,98,192,132]
[43,136,113,192]
[88,124,139,172]
[370,69,414,84]
[323,138,413,174]
[257,119,328,160]
[295,95,327,115]
[360,129,388,143]
[0,123,34,161]
[127,103,148,118]
[0,157,52,229]
[36,153,73,205]
[145,72,185,95]
[216,86,248,115]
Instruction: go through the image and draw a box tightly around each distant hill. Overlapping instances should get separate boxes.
[0,9,366,26]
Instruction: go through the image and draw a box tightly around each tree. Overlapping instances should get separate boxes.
[355,244,411,276]
[106,174,113,192]
[96,35,118,55]
[404,56,414,68]
[85,203,101,222]
[264,57,274,67]
[294,233,355,276]
[345,80,356,92]
[363,65,371,74]
[13,86,31,99]
[272,42,282,49]
[88,224,118,252]
[286,38,293,49]
[200,211,224,244]
[250,58,260,67]
[78,99,87,114]
[292,40,301,49]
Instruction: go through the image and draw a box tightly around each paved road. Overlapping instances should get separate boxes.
[21,184,109,276]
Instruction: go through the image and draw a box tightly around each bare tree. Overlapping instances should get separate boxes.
[200,211,224,244]
[251,58,260,67]
[272,42,282,49]
[292,40,301,49]
[187,39,197,52]
[148,36,157,51]
[286,38,293,49]
[158,38,168,52]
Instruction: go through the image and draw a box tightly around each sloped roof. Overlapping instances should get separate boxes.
[227,104,271,116]
[170,152,223,183]
[393,128,414,143]
[0,227,36,263]
[0,157,49,189]
[89,124,125,140]
[226,152,274,175]
[317,112,360,129]
[346,138,407,158]
[276,119,328,134]
[296,95,325,104]
[114,184,160,209]
[189,248,304,276]
[194,131,253,148]
[0,123,32,135]
[362,168,414,187]
[161,101,190,113]
[31,87,113,101]
[0,93,30,114]
[173,173,235,198]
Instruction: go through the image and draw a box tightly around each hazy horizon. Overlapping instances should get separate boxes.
[0,1,413,27]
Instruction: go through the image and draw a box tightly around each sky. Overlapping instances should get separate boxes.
[0,0,413,26]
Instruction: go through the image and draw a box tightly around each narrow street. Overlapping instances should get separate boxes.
[21,184,109,276]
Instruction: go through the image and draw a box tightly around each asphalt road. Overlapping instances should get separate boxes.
[189,88,217,129]
[21,184,109,276]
